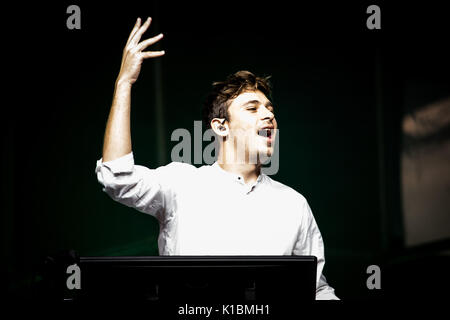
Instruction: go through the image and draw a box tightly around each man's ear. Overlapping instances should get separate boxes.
[211,118,229,137]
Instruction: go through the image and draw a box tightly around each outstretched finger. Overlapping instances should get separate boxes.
[141,51,165,59]
[136,33,164,51]
[126,18,142,46]
[130,17,152,46]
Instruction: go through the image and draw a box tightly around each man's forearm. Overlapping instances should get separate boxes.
[102,79,133,162]
[101,17,164,163]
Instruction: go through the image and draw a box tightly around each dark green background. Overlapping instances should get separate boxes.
[3,1,449,300]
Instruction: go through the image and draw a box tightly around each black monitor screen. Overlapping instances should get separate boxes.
[54,255,317,315]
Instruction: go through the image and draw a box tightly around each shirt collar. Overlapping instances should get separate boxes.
[211,161,265,185]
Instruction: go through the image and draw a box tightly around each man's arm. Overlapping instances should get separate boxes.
[102,17,164,162]
[95,17,173,222]
[293,199,340,300]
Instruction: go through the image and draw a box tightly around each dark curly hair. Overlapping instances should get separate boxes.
[202,71,273,129]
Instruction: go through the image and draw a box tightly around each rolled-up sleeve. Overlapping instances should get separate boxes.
[293,199,340,300]
[95,152,183,223]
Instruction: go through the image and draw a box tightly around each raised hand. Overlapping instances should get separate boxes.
[117,17,165,85]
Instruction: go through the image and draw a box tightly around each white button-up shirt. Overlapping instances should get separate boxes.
[95,152,339,300]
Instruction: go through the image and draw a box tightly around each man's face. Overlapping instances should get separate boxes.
[226,90,278,162]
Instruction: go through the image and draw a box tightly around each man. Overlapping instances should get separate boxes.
[96,17,339,300]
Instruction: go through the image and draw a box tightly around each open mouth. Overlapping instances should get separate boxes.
[257,129,273,141]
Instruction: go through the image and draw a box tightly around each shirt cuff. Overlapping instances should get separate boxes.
[95,152,135,174]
